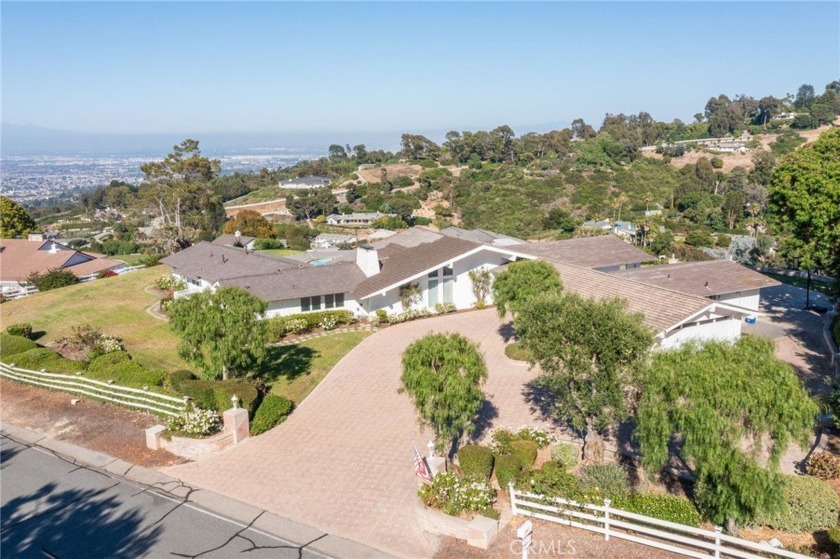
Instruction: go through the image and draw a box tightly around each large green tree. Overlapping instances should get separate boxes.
[0,196,37,238]
[515,293,653,461]
[286,187,337,228]
[491,260,563,318]
[222,209,274,239]
[400,333,488,454]
[636,337,818,531]
[169,287,268,380]
[768,128,840,306]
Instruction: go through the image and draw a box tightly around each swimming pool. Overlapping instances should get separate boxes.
[310,257,334,266]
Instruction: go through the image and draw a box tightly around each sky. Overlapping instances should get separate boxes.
[2,1,839,141]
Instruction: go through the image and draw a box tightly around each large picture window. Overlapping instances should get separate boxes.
[427,265,454,305]
[302,293,344,312]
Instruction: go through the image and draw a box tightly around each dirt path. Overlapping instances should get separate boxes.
[0,378,185,468]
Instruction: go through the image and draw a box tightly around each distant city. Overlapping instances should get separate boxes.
[0,148,324,202]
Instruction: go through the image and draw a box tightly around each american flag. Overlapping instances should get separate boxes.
[412,442,432,485]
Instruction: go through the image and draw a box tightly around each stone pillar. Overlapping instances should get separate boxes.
[426,455,446,477]
[145,425,166,450]
[223,407,249,444]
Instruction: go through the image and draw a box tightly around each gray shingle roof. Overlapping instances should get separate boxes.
[212,233,255,247]
[612,259,779,297]
[371,227,442,249]
[221,261,366,301]
[161,242,298,283]
[509,236,654,269]
[440,227,523,246]
[354,236,481,299]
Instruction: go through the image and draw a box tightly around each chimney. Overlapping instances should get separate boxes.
[49,242,58,254]
[235,230,241,239]
[356,245,380,277]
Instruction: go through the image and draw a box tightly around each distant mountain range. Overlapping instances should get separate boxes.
[1,121,571,156]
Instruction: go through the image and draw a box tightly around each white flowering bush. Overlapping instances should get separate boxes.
[156,274,186,292]
[516,426,556,448]
[286,318,309,334]
[168,405,220,437]
[418,473,496,517]
[388,308,433,324]
[319,315,337,330]
[491,425,556,454]
[96,335,124,354]
[434,302,456,314]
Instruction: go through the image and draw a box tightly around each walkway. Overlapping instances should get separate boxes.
[165,309,549,558]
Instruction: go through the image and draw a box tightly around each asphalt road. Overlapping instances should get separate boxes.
[0,432,332,559]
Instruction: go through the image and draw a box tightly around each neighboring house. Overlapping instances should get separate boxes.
[278,176,331,190]
[644,204,664,217]
[439,226,524,247]
[612,221,637,238]
[582,219,612,232]
[212,232,255,250]
[326,212,395,227]
[161,227,762,348]
[509,235,654,272]
[311,233,356,250]
[367,229,397,242]
[612,259,779,311]
[0,236,124,292]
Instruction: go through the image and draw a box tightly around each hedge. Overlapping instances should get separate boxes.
[1,333,38,358]
[267,310,354,339]
[521,462,581,498]
[458,444,494,480]
[754,475,840,533]
[495,454,523,488]
[179,379,259,415]
[250,394,294,435]
[510,440,538,469]
[6,347,87,374]
[611,493,701,527]
[86,352,166,388]
[6,323,33,339]
[168,369,196,391]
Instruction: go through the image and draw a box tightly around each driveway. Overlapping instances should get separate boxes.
[165,309,548,558]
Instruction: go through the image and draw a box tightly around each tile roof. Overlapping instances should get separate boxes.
[612,259,780,297]
[371,227,442,249]
[354,237,482,299]
[161,242,298,283]
[0,239,122,282]
[509,236,655,269]
[221,261,366,301]
[440,227,523,246]
[212,233,255,247]
[545,261,716,334]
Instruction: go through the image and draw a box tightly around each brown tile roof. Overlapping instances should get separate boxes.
[354,237,482,299]
[160,242,298,284]
[612,259,780,297]
[221,261,366,301]
[615,260,779,297]
[546,261,716,334]
[0,239,121,282]
[509,236,655,269]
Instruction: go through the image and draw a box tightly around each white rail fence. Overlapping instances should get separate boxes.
[2,264,146,298]
[509,486,810,559]
[0,362,186,417]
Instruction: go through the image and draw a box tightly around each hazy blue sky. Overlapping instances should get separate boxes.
[2,1,839,136]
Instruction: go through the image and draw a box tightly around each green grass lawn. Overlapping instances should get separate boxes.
[113,254,149,266]
[0,266,187,372]
[261,331,370,404]
[257,248,305,257]
[762,272,834,295]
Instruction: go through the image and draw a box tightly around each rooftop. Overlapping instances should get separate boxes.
[161,242,298,284]
[509,235,654,269]
[613,259,780,297]
[221,261,366,301]
[0,239,122,282]
[212,233,255,247]
[440,226,523,246]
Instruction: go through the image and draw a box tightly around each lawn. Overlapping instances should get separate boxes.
[257,248,305,258]
[761,272,834,295]
[0,266,187,372]
[261,331,370,404]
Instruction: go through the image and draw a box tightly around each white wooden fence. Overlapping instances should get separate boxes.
[509,485,811,559]
[1,264,146,299]
[0,362,186,417]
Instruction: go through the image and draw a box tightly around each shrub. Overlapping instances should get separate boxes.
[434,302,456,314]
[520,462,581,498]
[418,472,496,517]
[250,394,294,435]
[550,443,580,470]
[6,323,33,338]
[753,475,840,533]
[578,463,631,497]
[156,274,186,292]
[491,429,517,454]
[167,369,195,391]
[178,379,259,415]
[511,440,538,469]
[515,426,555,448]
[611,493,701,527]
[87,352,166,387]
[458,445,495,480]
[387,308,432,324]
[375,309,388,324]
[319,315,337,331]
[710,157,724,169]
[253,238,283,250]
[495,454,523,488]
[504,342,533,362]
[807,452,840,481]
[268,310,354,339]
[286,318,309,335]
[7,347,85,374]
[0,333,38,358]
[168,405,220,437]
[27,268,79,291]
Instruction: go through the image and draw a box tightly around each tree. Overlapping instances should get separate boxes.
[768,128,840,307]
[722,191,744,229]
[222,209,274,239]
[0,196,37,238]
[543,207,578,233]
[328,144,347,161]
[571,118,597,140]
[168,287,268,380]
[26,268,79,291]
[491,260,563,318]
[400,333,489,454]
[794,84,815,109]
[636,337,818,531]
[516,293,653,462]
[399,134,440,160]
[468,268,492,308]
[286,187,337,228]
[649,229,674,256]
[748,151,776,187]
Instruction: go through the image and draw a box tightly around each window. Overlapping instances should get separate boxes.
[428,270,438,278]
[303,293,343,311]
[443,264,454,276]
[428,279,439,306]
[442,278,454,303]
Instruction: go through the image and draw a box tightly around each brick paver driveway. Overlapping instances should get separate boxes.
[165,309,548,558]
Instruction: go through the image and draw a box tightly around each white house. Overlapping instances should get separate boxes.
[326,212,394,227]
[311,233,356,250]
[278,176,331,190]
[162,227,764,348]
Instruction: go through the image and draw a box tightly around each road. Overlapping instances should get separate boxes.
[0,432,333,559]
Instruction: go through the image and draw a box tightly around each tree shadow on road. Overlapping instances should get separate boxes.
[1,482,162,557]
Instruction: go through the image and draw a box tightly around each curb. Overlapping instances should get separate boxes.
[0,421,392,559]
